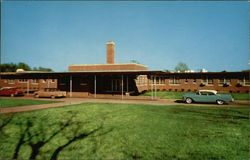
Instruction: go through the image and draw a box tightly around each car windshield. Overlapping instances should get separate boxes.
[200,92,207,95]
[44,88,58,92]
[199,92,215,95]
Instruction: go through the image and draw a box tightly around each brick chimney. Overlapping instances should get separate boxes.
[106,41,115,64]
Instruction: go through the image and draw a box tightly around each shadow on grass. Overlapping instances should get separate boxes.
[0,114,13,131]
[175,100,185,103]
[0,111,113,160]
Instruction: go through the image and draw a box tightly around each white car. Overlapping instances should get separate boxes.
[34,88,66,98]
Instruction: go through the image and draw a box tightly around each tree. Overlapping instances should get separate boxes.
[174,62,189,72]
[0,62,31,72]
[163,69,171,73]
[0,62,53,72]
[17,62,31,71]
[35,67,53,72]
[242,69,250,72]
[130,60,140,64]
[0,63,17,72]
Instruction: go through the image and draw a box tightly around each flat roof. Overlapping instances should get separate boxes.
[0,70,165,79]
[68,63,148,67]
[0,71,248,79]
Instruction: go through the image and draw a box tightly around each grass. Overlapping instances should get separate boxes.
[0,103,249,160]
[230,93,250,101]
[141,91,250,100]
[0,98,60,108]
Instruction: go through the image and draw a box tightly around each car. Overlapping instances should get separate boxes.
[34,88,67,98]
[182,90,234,105]
[0,87,24,97]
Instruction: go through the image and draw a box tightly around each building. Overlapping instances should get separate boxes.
[0,72,57,93]
[0,42,249,97]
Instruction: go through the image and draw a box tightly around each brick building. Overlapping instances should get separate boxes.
[0,72,57,93]
[0,42,249,97]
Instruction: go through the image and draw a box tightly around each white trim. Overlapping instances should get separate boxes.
[169,84,180,86]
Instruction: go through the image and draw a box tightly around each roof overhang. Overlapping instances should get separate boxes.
[0,70,166,79]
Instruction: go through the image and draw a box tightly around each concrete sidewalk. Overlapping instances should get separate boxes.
[1,97,248,114]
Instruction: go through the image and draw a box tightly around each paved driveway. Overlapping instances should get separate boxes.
[0,97,248,114]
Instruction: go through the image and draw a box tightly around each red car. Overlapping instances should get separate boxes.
[0,87,24,97]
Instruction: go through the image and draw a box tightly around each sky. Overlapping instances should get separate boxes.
[1,1,249,72]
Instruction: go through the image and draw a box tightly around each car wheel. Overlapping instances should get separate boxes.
[185,98,192,104]
[216,100,224,105]
[51,95,55,99]
[11,94,15,97]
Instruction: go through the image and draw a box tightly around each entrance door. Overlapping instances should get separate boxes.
[111,79,121,92]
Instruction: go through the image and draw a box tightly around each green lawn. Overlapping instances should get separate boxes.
[0,98,60,108]
[0,103,249,160]
[141,91,250,100]
[230,93,250,101]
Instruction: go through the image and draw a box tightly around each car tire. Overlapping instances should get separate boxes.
[185,98,192,104]
[216,100,224,105]
[51,95,55,99]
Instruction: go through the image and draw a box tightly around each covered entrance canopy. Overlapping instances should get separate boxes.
[0,70,166,99]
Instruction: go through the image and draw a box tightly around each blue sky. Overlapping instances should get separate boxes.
[2,1,249,72]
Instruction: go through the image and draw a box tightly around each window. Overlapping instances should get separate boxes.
[219,79,231,86]
[32,79,38,84]
[208,79,213,85]
[238,78,250,86]
[18,79,27,83]
[193,79,196,84]
[41,79,46,83]
[185,79,188,84]
[137,75,148,85]
[8,79,15,84]
[200,92,207,95]
[199,91,215,95]
[201,78,213,85]
[207,92,215,95]
[51,79,56,83]
[169,76,180,85]
[155,76,164,84]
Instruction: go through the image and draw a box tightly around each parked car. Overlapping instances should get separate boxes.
[182,90,234,105]
[34,88,66,98]
[0,87,24,97]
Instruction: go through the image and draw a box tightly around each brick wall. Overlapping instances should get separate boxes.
[68,63,148,71]
[0,79,57,92]
[145,77,250,93]
[106,42,115,64]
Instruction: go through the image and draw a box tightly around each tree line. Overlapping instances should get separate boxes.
[0,62,53,72]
